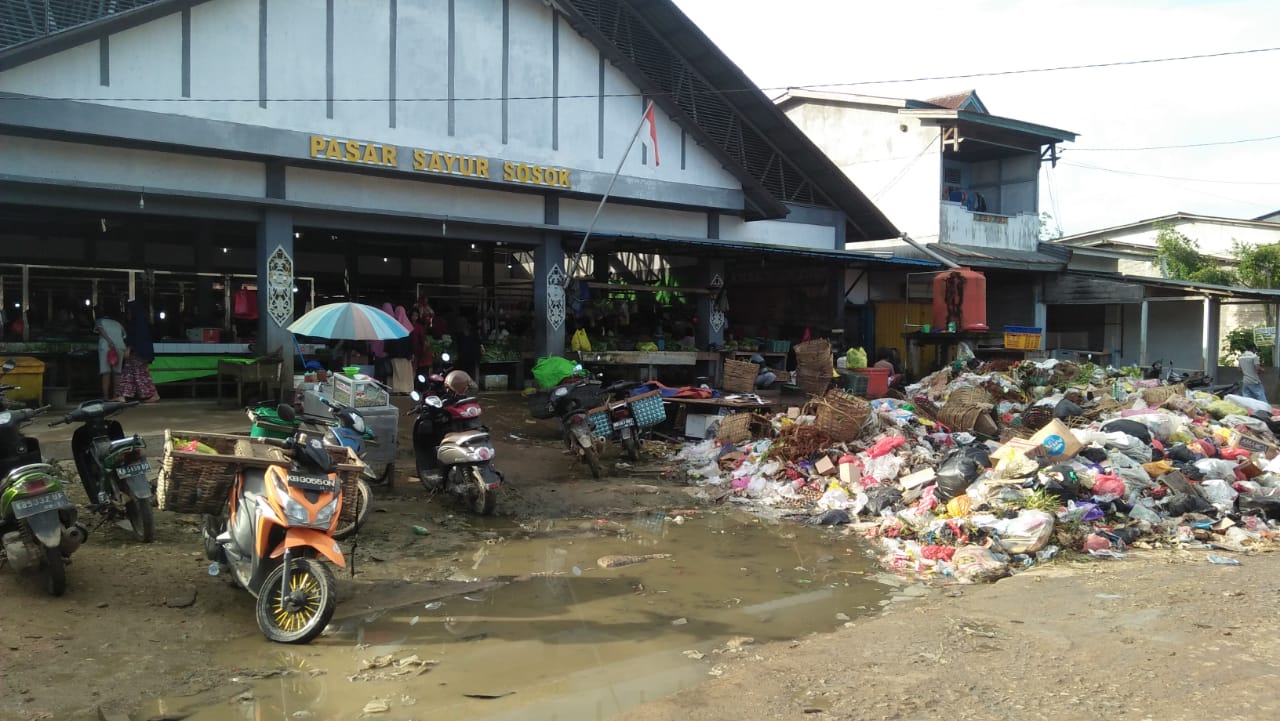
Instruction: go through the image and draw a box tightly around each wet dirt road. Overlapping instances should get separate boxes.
[141,513,886,721]
[0,395,895,721]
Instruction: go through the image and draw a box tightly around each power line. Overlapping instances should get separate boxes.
[1,46,1277,104]
[1061,160,1280,186]
[1069,133,1280,152]
[1060,161,1278,209]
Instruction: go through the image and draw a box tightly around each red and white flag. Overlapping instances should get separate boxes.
[641,102,660,166]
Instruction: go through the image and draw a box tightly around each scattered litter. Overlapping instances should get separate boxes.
[361,699,390,715]
[672,617,689,626]
[463,691,515,700]
[424,601,445,611]
[1206,554,1243,566]
[682,650,706,660]
[663,358,1280,586]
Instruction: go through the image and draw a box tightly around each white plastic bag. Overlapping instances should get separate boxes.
[1193,459,1239,481]
[1199,478,1238,511]
[1226,394,1273,415]
[816,487,853,511]
[987,510,1056,554]
[864,454,903,483]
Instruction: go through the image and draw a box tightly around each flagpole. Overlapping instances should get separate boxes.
[563,99,655,288]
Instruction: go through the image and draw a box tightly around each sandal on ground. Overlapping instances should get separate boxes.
[142,394,161,404]
[109,397,126,403]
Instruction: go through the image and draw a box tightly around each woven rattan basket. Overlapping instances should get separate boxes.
[716,412,766,444]
[812,389,871,442]
[1020,404,1056,432]
[947,387,994,407]
[1140,384,1185,406]
[939,403,998,435]
[722,358,758,394]
[158,430,366,520]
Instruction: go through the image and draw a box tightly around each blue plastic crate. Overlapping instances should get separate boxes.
[628,391,667,428]
[587,409,611,438]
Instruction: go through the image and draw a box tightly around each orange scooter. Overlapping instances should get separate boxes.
[203,404,345,644]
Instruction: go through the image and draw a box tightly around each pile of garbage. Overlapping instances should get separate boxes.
[676,359,1280,584]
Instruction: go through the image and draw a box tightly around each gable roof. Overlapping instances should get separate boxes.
[0,0,899,241]
[924,90,987,113]
[1054,212,1280,246]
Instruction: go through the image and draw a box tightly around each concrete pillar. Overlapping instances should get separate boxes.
[532,232,566,359]
[1203,296,1220,373]
[1139,299,1149,367]
[1033,280,1048,352]
[695,258,726,351]
[256,208,294,395]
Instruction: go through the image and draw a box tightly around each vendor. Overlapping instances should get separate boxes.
[750,354,776,389]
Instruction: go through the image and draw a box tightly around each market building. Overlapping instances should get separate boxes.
[0,0,935,402]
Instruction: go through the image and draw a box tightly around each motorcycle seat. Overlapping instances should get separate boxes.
[442,430,489,446]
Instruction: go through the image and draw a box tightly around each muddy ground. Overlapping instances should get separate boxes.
[3,394,1279,721]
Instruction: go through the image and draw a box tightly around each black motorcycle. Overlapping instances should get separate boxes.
[600,380,643,462]
[548,376,606,479]
[52,400,154,542]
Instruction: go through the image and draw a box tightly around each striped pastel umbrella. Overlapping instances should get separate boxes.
[287,302,409,341]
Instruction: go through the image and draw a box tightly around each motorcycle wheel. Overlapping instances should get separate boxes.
[256,557,336,644]
[44,545,66,597]
[125,498,155,543]
[333,480,371,541]
[582,444,603,480]
[469,466,498,516]
[622,433,641,462]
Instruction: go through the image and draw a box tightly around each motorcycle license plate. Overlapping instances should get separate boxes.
[612,418,635,429]
[287,474,338,492]
[117,461,151,478]
[12,491,70,519]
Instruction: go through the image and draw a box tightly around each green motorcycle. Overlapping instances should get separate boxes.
[0,406,88,596]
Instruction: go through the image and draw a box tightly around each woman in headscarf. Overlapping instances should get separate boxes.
[388,305,416,394]
[369,302,395,382]
[116,299,160,403]
[409,307,433,376]
[94,304,126,401]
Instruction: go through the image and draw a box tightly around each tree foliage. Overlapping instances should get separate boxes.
[1154,223,1237,285]
[1233,241,1280,289]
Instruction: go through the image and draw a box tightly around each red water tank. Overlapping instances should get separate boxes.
[931,268,989,332]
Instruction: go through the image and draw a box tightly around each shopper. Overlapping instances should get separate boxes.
[1238,341,1268,403]
[116,299,160,403]
[410,308,434,375]
[94,305,126,401]
[389,305,416,394]
[750,353,777,389]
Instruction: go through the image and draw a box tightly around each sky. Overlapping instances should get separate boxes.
[671,0,1280,236]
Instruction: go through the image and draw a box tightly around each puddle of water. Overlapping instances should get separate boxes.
[144,511,887,721]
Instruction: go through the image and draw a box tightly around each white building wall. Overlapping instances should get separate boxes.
[719,216,836,249]
[0,0,742,192]
[558,199,706,239]
[783,102,939,242]
[1089,221,1280,257]
[285,167,542,223]
[940,202,1039,250]
[0,135,265,196]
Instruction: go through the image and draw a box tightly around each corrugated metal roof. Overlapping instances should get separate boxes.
[933,242,1068,271]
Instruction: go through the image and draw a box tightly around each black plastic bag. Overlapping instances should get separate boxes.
[1238,494,1280,521]
[862,485,903,516]
[934,445,991,502]
[1039,464,1081,502]
[1079,447,1109,464]
[1162,492,1216,516]
[806,509,852,526]
[1054,398,1085,420]
[1102,419,1152,445]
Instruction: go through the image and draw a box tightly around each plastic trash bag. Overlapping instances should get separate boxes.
[1161,492,1215,516]
[952,546,1009,584]
[1199,478,1238,511]
[935,446,991,502]
[987,510,1056,554]
[817,487,854,512]
[846,347,868,370]
[1127,499,1162,524]
[1193,458,1239,481]
[862,484,902,516]
[532,356,580,389]
[1101,419,1152,445]
[1225,394,1273,415]
[864,454,903,483]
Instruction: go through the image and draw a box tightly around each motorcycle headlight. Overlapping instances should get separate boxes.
[273,476,337,529]
[351,414,366,434]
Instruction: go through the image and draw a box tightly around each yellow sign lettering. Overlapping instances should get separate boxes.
[309,137,569,189]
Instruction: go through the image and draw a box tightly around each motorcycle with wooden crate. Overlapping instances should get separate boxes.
[158,405,366,643]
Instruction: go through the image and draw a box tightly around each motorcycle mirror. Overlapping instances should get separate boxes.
[410,391,422,402]
[276,404,297,423]
[0,360,13,373]
[426,395,444,409]
[441,352,451,363]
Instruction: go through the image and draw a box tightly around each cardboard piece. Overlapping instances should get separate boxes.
[899,468,937,490]
[814,456,836,476]
[1230,430,1278,459]
[1159,470,1203,499]
[1028,419,1083,463]
[787,407,802,419]
[838,462,860,486]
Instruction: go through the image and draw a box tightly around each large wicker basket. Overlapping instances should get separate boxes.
[716,412,766,444]
[722,358,758,394]
[938,403,998,436]
[811,389,872,442]
[158,430,367,521]
[947,387,994,407]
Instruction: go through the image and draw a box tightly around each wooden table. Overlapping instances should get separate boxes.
[216,357,284,407]
[577,350,698,380]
